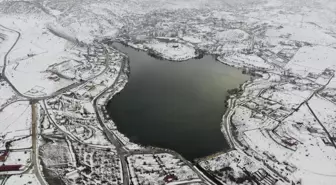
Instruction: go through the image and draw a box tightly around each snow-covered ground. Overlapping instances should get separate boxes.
[1,0,336,184]
[265,26,336,46]
[2,150,31,166]
[5,174,40,185]
[0,101,32,149]
[0,80,19,110]
[0,25,19,69]
[285,46,336,77]
[0,16,77,97]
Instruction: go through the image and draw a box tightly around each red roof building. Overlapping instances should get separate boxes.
[0,151,9,162]
[0,165,22,171]
[163,174,178,183]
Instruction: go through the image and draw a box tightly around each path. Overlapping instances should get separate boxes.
[31,102,48,185]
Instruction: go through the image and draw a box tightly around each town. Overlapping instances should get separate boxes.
[0,0,335,185]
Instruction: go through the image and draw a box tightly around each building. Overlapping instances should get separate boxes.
[307,126,319,133]
[0,150,9,162]
[322,137,333,146]
[65,170,80,179]
[163,174,178,183]
[0,165,22,171]
[282,138,297,147]
[75,127,85,135]
[48,74,60,81]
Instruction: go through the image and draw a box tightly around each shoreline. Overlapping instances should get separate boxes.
[101,41,253,161]
[196,78,253,163]
[96,60,220,184]
[114,39,206,62]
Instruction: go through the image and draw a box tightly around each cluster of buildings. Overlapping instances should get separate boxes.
[69,143,122,185]
[40,41,128,184]
[127,153,201,185]
[47,96,96,140]
[0,137,30,173]
[45,42,109,84]
[0,148,23,172]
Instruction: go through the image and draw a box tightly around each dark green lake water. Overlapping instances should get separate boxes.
[107,43,249,160]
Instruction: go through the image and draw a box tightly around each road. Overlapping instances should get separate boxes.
[0,25,26,100]
[0,176,9,185]
[267,73,335,133]
[0,24,21,75]
[0,25,47,183]
[220,69,336,183]
[31,102,48,185]
[226,71,335,147]
[222,98,236,149]
[0,24,110,101]
[92,56,131,185]
[0,24,110,184]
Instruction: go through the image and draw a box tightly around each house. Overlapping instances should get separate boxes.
[65,170,80,179]
[0,150,9,162]
[282,138,297,147]
[0,165,22,171]
[75,127,85,135]
[163,174,178,183]
[307,126,319,133]
[322,137,333,146]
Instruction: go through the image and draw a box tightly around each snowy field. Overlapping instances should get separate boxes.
[308,95,336,135]
[285,46,336,77]
[0,101,31,148]
[0,81,18,109]
[0,16,83,97]
[1,150,31,166]
[231,106,266,131]
[265,26,336,46]
[5,174,40,185]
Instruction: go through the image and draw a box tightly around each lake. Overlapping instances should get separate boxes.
[107,43,249,160]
